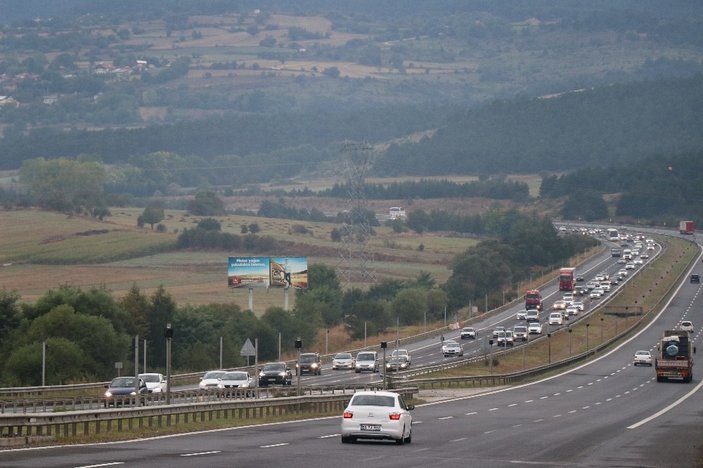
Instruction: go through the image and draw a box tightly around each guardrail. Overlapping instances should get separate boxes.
[0,383,387,415]
[0,386,418,447]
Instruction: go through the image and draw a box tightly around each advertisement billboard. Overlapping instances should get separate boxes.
[228,256,308,289]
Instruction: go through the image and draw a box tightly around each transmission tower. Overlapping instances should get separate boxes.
[337,142,376,286]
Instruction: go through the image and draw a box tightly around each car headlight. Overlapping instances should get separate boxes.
[104,391,112,398]
[259,372,265,377]
[311,363,318,368]
[279,372,286,377]
[130,391,137,396]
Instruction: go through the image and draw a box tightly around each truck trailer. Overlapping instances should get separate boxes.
[679,220,695,235]
[655,329,695,382]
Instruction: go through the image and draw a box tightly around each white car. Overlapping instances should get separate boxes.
[492,326,506,338]
[562,293,574,305]
[553,300,567,310]
[633,350,653,366]
[618,269,629,277]
[355,351,379,373]
[590,289,604,299]
[138,373,167,393]
[217,371,254,389]
[572,301,585,311]
[332,352,355,370]
[528,322,543,334]
[513,325,528,342]
[566,305,579,317]
[625,262,636,270]
[460,327,477,339]
[516,309,528,320]
[549,312,563,326]
[680,321,694,332]
[199,370,226,390]
[341,390,414,444]
[391,349,411,366]
[442,340,464,357]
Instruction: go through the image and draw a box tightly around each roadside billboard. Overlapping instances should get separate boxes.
[228,256,308,289]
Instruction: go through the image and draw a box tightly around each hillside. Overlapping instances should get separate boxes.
[1,2,702,181]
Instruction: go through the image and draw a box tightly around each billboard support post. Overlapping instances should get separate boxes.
[248,287,254,311]
[284,287,289,311]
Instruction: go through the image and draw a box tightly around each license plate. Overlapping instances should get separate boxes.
[360,424,381,431]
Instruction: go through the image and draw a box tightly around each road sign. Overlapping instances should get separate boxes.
[240,338,256,357]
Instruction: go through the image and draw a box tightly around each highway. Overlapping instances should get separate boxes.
[3,234,702,467]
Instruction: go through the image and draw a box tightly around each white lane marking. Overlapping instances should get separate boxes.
[260,443,289,448]
[508,403,518,407]
[465,412,477,416]
[629,378,703,429]
[318,434,339,439]
[524,399,534,403]
[553,414,562,418]
[76,464,125,468]
[565,389,573,393]
[568,410,577,414]
[488,408,499,411]
[451,437,468,442]
[582,406,590,410]
[438,416,454,420]
[540,396,548,400]
[484,430,497,434]
[533,419,544,423]
[181,451,222,457]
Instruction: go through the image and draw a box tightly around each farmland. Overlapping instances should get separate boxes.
[0,207,478,310]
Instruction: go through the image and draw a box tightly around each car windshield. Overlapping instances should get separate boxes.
[357,353,375,361]
[335,353,352,359]
[351,394,395,407]
[635,351,650,356]
[203,371,225,379]
[300,355,317,363]
[140,374,161,383]
[222,372,248,381]
[111,377,136,387]
[263,363,286,371]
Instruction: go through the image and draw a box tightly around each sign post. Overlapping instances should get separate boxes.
[240,338,256,366]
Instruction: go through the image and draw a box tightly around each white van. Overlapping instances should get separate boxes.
[549,312,563,326]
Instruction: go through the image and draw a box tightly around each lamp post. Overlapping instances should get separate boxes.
[325,329,329,355]
[295,338,302,397]
[488,339,494,374]
[600,317,604,344]
[586,323,590,350]
[568,328,573,356]
[41,341,47,387]
[381,341,387,390]
[164,323,173,405]
[547,333,552,364]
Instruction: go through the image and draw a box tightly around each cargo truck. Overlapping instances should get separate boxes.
[679,220,695,235]
[525,289,543,311]
[655,330,695,382]
[558,267,576,292]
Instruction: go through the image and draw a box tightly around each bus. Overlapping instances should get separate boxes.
[606,228,619,241]
[559,267,576,292]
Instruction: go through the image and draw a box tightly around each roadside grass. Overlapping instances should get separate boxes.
[422,235,698,381]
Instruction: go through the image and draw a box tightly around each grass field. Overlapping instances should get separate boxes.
[0,207,476,310]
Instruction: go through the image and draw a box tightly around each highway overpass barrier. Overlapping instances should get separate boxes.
[0,386,418,447]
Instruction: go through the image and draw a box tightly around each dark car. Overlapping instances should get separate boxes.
[104,376,148,407]
[258,362,293,386]
[296,352,322,375]
[691,273,700,284]
[385,356,410,372]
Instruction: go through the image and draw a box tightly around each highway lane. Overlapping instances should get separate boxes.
[7,241,699,467]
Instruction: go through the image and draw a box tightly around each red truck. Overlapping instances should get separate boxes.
[524,289,543,311]
[558,267,576,292]
[679,220,695,235]
[655,329,695,382]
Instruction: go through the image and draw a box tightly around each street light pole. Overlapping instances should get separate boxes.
[568,328,573,356]
[41,341,46,387]
[586,323,590,350]
[600,317,604,344]
[165,323,173,405]
[295,338,302,397]
[381,341,387,390]
[548,333,552,364]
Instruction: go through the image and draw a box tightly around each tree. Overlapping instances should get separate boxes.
[147,286,177,369]
[119,284,150,338]
[20,157,107,214]
[391,289,427,326]
[139,203,165,229]
[187,191,226,216]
